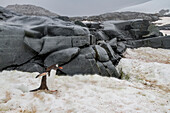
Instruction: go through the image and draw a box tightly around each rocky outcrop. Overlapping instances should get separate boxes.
[126,36,170,49]
[70,12,160,22]
[0,6,169,78]
[0,6,20,20]
[6,4,59,17]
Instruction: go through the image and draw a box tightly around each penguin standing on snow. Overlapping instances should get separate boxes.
[30,64,63,92]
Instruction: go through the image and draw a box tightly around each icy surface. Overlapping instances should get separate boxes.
[0,47,170,113]
[154,17,170,26]
[153,17,170,36]
[123,47,170,64]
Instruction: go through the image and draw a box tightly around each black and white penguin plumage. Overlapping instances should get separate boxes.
[30,64,63,92]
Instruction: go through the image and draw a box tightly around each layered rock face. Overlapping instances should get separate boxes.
[0,6,169,77]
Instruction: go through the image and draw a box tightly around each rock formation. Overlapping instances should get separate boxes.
[0,6,170,78]
[6,4,59,17]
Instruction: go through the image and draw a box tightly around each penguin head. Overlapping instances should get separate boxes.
[55,64,63,69]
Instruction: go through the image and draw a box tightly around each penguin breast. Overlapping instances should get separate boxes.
[47,69,56,90]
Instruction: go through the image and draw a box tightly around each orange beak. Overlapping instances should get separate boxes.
[59,67,63,69]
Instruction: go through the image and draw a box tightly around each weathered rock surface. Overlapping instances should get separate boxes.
[0,6,20,20]
[0,25,37,70]
[126,36,170,49]
[94,45,109,62]
[6,4,59,17]
[0,6,169,78]
[44,48,80,67]
[70,12,160,22]
[47,25,90,36]
[62,55,99,75]
[39,36,72,55]
[24,37,43,53]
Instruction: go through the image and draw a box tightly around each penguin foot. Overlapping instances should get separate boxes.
[30,87,49,92]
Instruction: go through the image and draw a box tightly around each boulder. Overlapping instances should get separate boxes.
[16,62,45,73]
[7,15,54,26]
[0,25,37,70]
[85,21,102,29]
[103,22,126,41]
[103,61,120,78]
[72,35,90,47]
[24,29,43,38]
[44,47,80,67]
[39,36,72,55]
[97,61,110,76]
[130,19,150,30]
[62,55,99,75]
[24,37,43,53]
[116,42,126,53]
[90,35,97,45]
[80,46,96,59]
[74,21,87,27]
[30,25,48,36]
[0,6,20,20]
[108,38,117,49]
[94,45,109,62]
[47,25,89,36]
[99,41,117,63]
[96,31,110,41]
[129,29,149,39]
[127,36,170,49]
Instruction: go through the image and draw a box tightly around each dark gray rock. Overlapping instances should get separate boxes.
[30,25,48,36]
[62,55,99,75]
[103,61,120,78]
[108,38,117,49]
[16,62,45,73]
[103,22,125,41]
[96,31,110,41]
[39,36,72,55]
[0,25,37,70]
[74,21,87,27]
[44,47,80,67]
[47,25,90,36]
[0,6,20,20]
[84,21,102,29]
[146,24,163,37]
[158,24,170,30]
[94,45,109,62]
[6,4,59,17]
[72,35,90,47]
[130,20,150,30]
[24,37,44,53]
[88,59,100,75]
[127,36,170,49]
[70,12,159,22]
[80,46,96,59]
[7,15,54,26]
[97,61,109,76]
[129,29,149,39]
[24,29,43,38]
[90,35,97,45]
[117,42,126,53]
[99,41,117,63]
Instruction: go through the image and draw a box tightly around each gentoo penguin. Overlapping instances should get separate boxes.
[30,64,63,92]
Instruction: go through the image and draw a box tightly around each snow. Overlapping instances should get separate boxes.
[119,0,170,14]
[153,17,170,36]
[0,47,170,113]
[154,17,170,26]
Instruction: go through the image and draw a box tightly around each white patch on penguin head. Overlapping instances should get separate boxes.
[56,64,58,67]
